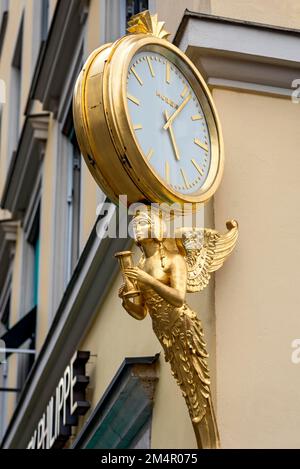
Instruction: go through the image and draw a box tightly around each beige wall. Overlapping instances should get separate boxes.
[36,117,57,350]
[0,0,24,194]
[211,0,300,29]
[213,89,300,448]
[5,223,22,423]
[154,0,300,39]
[48,0,58,22]
[153,0,210,39]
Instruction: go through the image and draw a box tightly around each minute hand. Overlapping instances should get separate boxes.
[163,94,191,130]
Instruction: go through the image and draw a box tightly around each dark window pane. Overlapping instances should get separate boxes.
[126,0,149,26]
[41,0,49,41]
[2,295,10,330]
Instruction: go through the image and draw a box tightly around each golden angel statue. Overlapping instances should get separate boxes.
[116,208,238,449]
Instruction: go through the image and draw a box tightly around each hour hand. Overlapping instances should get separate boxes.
[164,110,180,161]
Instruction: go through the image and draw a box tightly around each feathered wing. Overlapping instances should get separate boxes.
[175,220,239,293]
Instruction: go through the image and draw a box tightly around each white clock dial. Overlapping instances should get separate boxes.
[126,50,211,195]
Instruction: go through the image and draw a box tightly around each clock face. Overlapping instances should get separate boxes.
[126,50,211,195]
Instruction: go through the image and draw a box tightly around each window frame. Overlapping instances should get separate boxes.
[65,127,82,281]
[0,0,9,57]
[0,267,12,331]
[22,170,42,312]
[8,13,24,163]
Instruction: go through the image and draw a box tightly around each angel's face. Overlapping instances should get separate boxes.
[133,215,152,242]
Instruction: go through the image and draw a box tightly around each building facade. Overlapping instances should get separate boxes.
[0,0,300,449]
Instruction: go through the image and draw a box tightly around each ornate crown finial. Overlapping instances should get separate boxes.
[127,10,170,40]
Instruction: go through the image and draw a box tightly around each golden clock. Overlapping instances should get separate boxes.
[73,11,224,208]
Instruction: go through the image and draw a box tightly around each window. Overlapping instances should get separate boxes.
[24,200,40,310]
[41,0,49,41]
[0,0,8,17]
[0,264,12,438]
[48,36,84,313]
[32,226,40,309]
[22,172,41,312]
[0,293,10,332]
[0,0,9,58]
[130,421,151,449]
[66,129,81,280]
[0,273,11,334]
[15,200,40,400]
[126,0,149,25]
[0,220,16,438]
[9,14,23,159]
[119,0,149,37]
[0,272,11,439]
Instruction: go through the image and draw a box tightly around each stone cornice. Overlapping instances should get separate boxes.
[174,10,300,98]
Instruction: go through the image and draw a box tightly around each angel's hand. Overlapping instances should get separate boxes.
[124,267,154,287]
[122,296,132,309]
[118,284,126,298]
[120,292,147,321]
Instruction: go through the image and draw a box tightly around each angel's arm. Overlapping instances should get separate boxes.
[125,254,187,308]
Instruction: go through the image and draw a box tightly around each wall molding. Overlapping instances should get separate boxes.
[0,114,49,216]
[28,0,89,116]
[174,10,300,98]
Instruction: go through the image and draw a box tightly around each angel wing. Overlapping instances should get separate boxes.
[175,220,238,293]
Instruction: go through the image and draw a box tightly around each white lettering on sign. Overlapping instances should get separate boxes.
[27,351,90,449]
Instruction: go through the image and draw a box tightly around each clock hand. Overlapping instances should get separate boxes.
[163,93,191,130]
[164,110,180,161]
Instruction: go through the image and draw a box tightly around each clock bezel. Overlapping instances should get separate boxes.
[104,34,224,206]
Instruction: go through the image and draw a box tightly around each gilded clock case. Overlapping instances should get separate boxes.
[73,34,224,207]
